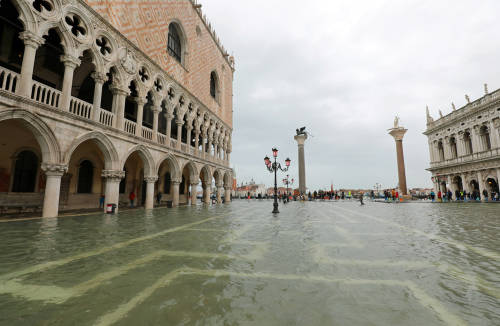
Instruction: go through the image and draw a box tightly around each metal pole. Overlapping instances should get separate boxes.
[273,157,279,213]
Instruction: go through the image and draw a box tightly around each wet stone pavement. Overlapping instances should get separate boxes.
[0,200,498,325]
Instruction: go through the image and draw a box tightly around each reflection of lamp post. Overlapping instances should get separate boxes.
[282,175,294,203]
[264,148,290,214]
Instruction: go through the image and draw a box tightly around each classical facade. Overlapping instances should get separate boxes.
[424,86,500,199]
[0,0,234,217]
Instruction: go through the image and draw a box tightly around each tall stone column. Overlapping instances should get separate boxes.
[171,180,180,207]
[152,106,161,142]
[472,126,481,153]
[490,119,500,149]
[91,72,107,122]
[190,182,198,205]
[165,113,174,142]
[59,55,81,110]
[294,133,308,195]
[41,164,68,218]
[216,184,223,204]
[186,125,193,151]
[202,182,210,204]
[176,120,183,150]
[102,170,125,213]
[111,85,128,129]
[18,31,44,97]
[135,97,146,137]
[477,171,485,201]
[224,186,231,203]
[144,176,158,209]
[194,130,200,155]
[461,173,469,193]
[388,125,408,196]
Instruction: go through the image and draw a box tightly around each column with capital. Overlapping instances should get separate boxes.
[171,179,180,207]
[388,124,408,196]
[457,132,466,157]
[135,97,146,137]
[102,170,125,213]
[201,129,207,159]
[152,104,162,142]
[91,72,107,122]
[144,176,158,210]
[111,85,128,129]
[202,182,210,204]
[461,173,469,193]
[477,171,485,201]
[190,182,198,205]
[41,163,68,218]
[18,31,45,97]
[176,119,183,150]
[472,126,482,153]
[186,124,193,152]
[294,133,308,195]
[194,127,200,156]
[165,111,174,143]
[59,55,81,110]
[216,183,223,204]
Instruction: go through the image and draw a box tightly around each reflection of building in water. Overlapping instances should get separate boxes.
[236,179,266,197]
[0,0,235,217]
[424,86,500,200]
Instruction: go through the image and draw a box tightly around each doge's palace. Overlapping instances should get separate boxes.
[0,0,234,217]
[424,85,500,200]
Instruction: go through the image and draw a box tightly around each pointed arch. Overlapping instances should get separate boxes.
[213,169,223,186]
[122,144,155,177]
[223,170,232,187]
[181,161,199,181]
[0,108,60,163]
[63,131,119,170]
[199,165,212,184]
[156,153,181,180]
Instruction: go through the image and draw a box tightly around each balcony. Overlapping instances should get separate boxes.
[429,148,500,169]
[0,65,229,166]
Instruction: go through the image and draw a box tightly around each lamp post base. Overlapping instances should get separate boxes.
[272,202,280,214]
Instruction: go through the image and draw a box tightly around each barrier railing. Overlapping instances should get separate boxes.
[0,67,19,93]
[170,139,177,148]
[31,80,61,108]
[99,110,114,127]
[142,127,153,140]
[124,119,137,135]
[157,133,167,145]
[69,97,92,119]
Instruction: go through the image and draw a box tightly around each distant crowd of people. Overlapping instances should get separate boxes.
[429,189,499,202]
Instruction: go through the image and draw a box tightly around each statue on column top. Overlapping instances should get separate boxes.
[393,116,400,128]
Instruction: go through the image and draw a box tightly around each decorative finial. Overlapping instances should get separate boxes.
[426,106,433,124]
[484,83,489,95]
[439,110,443,118]
[452,102,456,111]
[465,94,470,103]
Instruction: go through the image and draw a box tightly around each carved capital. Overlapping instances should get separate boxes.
[110,84,129,96]
[190,181,199,186]
[42,163,68,176]
[144,176,158,183]
[60,55,81,69]
[133,97,147,106]
[101,170,125,180]
[152,105,162,114]
[164,113,174,121]
[19,31,44,48]
[91,71,108,84]
[175,119,184,126]
[493,117,500,129]
[171,179,181,185]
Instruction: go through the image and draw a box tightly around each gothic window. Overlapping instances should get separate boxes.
[12,151,38,193]
[480,126,491,150]
[33,29,64,90]
[464,131,473,155]
[437,141,445,161]
[168,23,182,63]
[143,92,154,128]
[77,160,94,193]
[0,0,24,73]
[210,71,217,99]
[449,137,457,159]
[163,172,171,194]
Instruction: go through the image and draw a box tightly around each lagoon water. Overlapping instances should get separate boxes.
[0,200,498,325]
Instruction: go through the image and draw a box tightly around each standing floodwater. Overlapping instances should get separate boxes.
[0,201,498,325]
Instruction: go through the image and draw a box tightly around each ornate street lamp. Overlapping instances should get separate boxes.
[282,175,294,203]
[264,148,290,213]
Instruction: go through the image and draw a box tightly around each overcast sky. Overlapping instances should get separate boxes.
[202,0,500,190]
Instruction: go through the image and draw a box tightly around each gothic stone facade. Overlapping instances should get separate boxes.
[0,0,234,217]
[424,89,500,199]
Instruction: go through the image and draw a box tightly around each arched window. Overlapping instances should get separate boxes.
[210,72,217,99]
[168,23,182,63]
[163,172,171,194]
[437,141,444,161]
[464,131,473,155]
[12,151,38,193]
[449,137,457,159]
[77,160,94,193]
[480,126,491,150]
[0,0,24,73]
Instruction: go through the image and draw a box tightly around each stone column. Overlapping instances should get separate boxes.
[194,130,200,155]
[91,72,107,122]
[207,137,213,157]
[294,133,308,195]
[477,171,485,201]
[202,182,210,204]
[135,97,146,137]
[490,119,500,149]
[171,180,180,207]
[59,55,81,110]
[216,184,223,204]
[41,163,68,218]
[165,113,174,142]
[388,127,408,196]
[144,176,158,209]
[18,31,44,97]
[201,133,207,158]
[176,120,183,150]
[461,173,469,193]
[186,125,193,151]
[190,182,198,205]
[472,126,481,153]
[111,85,128,129]
[102,170,125,213]
[457,133,465,157]
[224,186,231,203]
[152,106,161,142]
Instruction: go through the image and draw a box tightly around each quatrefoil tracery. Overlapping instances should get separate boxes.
[139,67,149,83]
[33,0,53,13]
[167,88,175,100]
[96,37,112,56]
[154,79,163,92]
[65,15,86,38]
